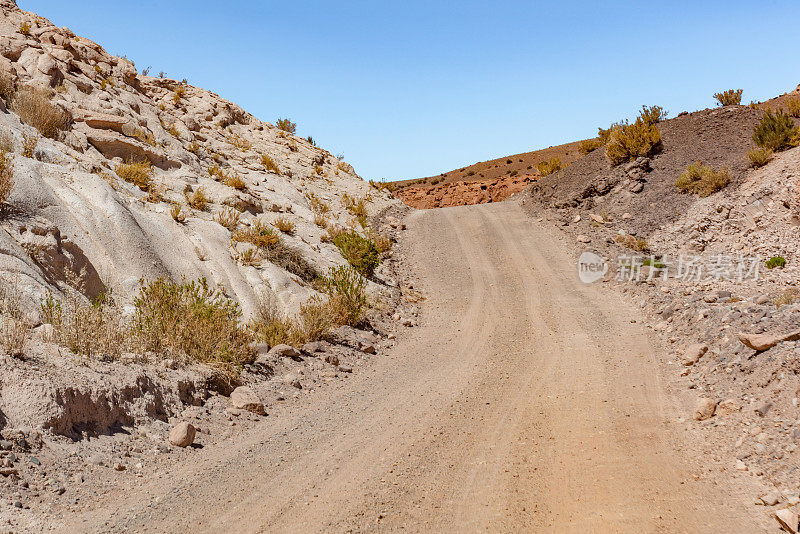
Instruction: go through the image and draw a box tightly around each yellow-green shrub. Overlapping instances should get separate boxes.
[605,119,662,165]
[714,89,743,106]
[675,161,730,196]
[536,157,562,176]
[753,110,800,151]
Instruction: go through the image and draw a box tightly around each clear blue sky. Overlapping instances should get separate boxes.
[19,1,800,181]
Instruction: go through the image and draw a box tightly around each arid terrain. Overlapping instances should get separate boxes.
[1,0,800,532]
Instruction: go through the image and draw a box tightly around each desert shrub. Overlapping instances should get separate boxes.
[597,125,616,145]
[134,128,157,146]
[115,159,153,191]
[273,217,295,235]
[132,278,253,368]
[41,290,126,359]
[306,135,316,146]
[213,206,241,230]
[765,256,786,269]
[0,71,15,103]
[639,105,668,125]
[250,293,298,346]
[536,157,562,176]
[774,288,800,306]
[172,85,186,105]
[306,191,329,214]
[296,296,331,342]
[208,162,222,179]
[317,265,367,327]
[752,110,800,152]
[579,138,602,154]
[21,132,37,158]
[714,89,743,106]
[605,118,662,165]
[232,220,280,249]
[186,187,209,210]
[614,234,649,252]
[170,203,186,223]
[342,193,368,226]
[0,148,13,206]
[787,97,800,118]
[11,87,70,139]
[675,161,730,196]
[224,172,246,190]
[228,133,251,152]
[747,147,773,168]
[365,228,392,253]
[314,214,328,228]
[275,118,296,134]
[261,154,280,174]
[236,247,261,266]
[333,230,380,277]
[313,165,323,176]
[1,281,31,357]
[18,22,30,35]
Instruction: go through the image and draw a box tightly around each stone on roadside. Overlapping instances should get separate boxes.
[269,344,301,358]
[738,330,800,352]
[577,234,591,243]
[775,508,799,533]
[681,344,708,366]
[230,386,266,415]
[694,397,716,421]
[168,422,196,448]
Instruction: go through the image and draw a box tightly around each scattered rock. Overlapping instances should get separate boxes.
[359,342,376,354]
[716,399,741,415]
[577,234,591,243]
[168,422,196,448]
[681,344,708,366]
[754,402,773,418]
[737,330,800,351]
[589,214,605,224]
[735,459,748,471]
[775,508,799,533]
[694,397,717,421]
[756,294,771,305]
[338,365,353,373]
[230,386,266,415]
[759,492,781,506]
[269,344,301,358]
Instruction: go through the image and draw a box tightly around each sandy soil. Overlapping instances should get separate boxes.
[53,201,768,533]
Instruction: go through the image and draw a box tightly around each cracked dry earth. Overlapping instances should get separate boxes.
[56,201,768,533]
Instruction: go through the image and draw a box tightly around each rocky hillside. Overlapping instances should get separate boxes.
[0,3,415,527]
[0,0,399,319]
[521,92,800,525]
[393,139,585,208]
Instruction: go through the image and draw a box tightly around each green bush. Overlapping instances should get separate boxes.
[675,161,730,197]
[765,256,786,269]
[714,89,743,106]
[536,157,562,176]
[638,105,668,125]
[132,278,253,368]
[317,265,367,326]
[333,230,380,277]
[578,138,602,155]
[605,119,662,165]
[747,147,773,168]
[753,110,800,152]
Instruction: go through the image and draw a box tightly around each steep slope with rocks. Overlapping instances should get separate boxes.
[521,96,800,529]
[0,2,413,527]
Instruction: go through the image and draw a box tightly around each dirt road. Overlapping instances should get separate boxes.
[62,201,765,533]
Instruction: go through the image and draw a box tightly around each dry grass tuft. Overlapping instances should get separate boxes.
[1,281,31,357]
[170,203,186,223]
[774,288,800,307]
[236,247,261,267]
[214,206,241,230]
[11,87,70,139]
[0,71,16,103]
[172,85,186,105]
[675,161,730,197]
[115,159,153,191]
[614,234,649,252]
[224,172,246,190]
[0,148,13,207]
[21,132,37,158]
[787,97,800,118]
[753,110,800,152]
[186,187,209,210]
[314,214,328,228]
[261,154,280,174]
[273,217,295,235]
